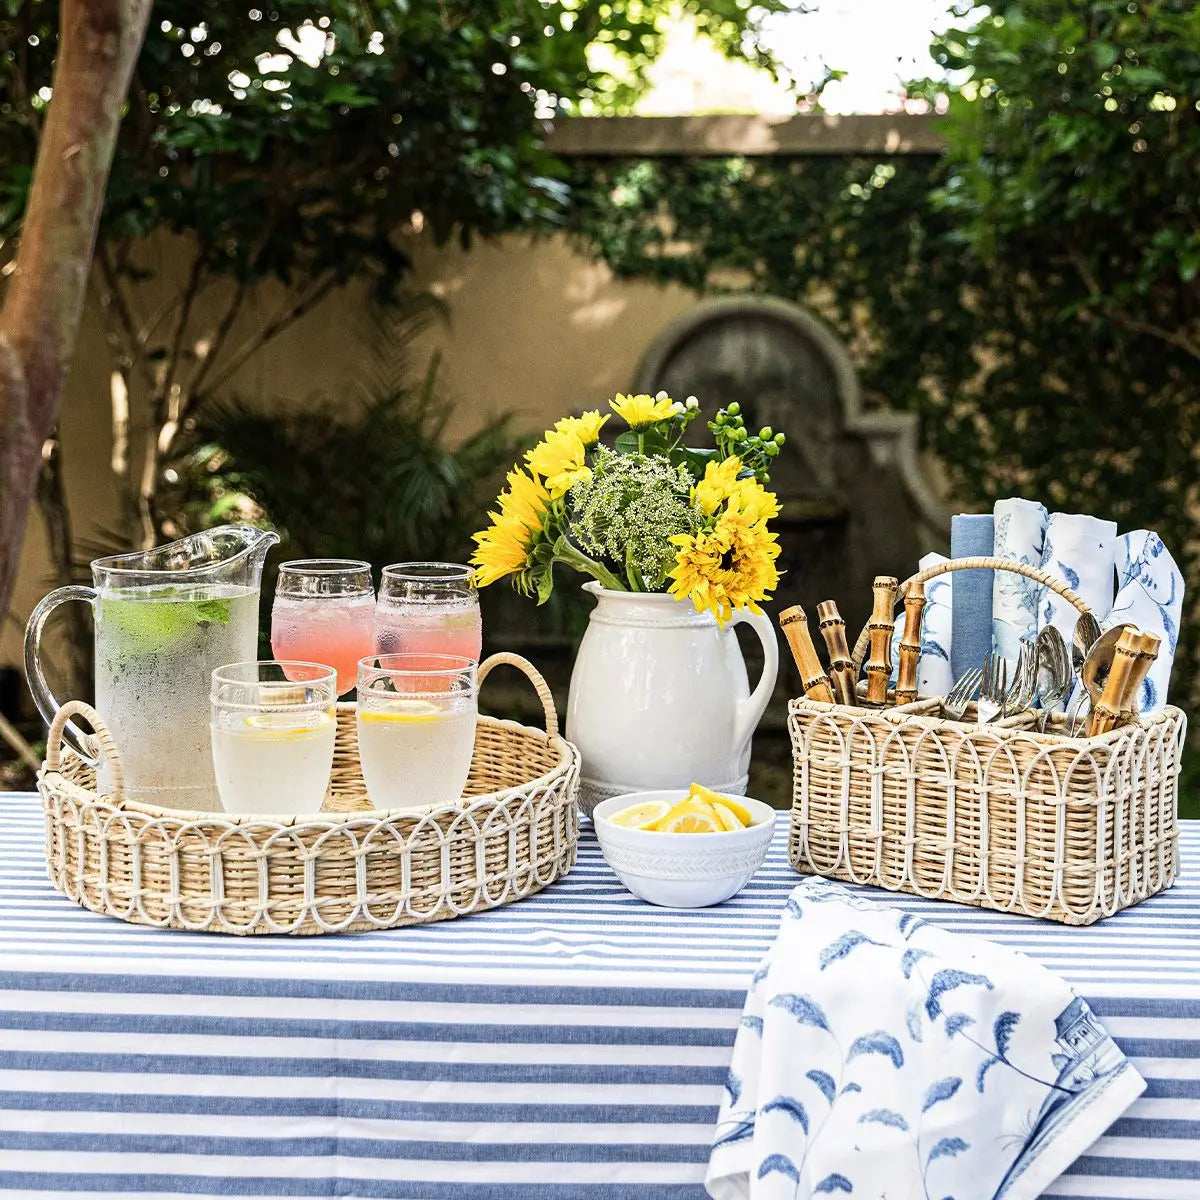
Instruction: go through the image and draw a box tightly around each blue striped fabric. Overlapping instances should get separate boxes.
[0,791,1196,1199]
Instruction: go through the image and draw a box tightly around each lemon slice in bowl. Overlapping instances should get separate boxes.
[608,799,672,830]
[689,782,752,827]
[711,801,745,832]
[359,698,443,724]
[657,805,723,834]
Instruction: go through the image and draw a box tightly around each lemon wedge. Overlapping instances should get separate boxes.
[359,699,443,724]
[609,799,672,830]
[688,782,752,827]
[712,801,745,832]
[649,796,722,833]
[242,710,334,740]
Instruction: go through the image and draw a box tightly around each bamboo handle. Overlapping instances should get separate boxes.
[894,581,925,706]
[816,600,856,706]
[864,576,898,707]
[779,606,835,704]
[1087,629,1141,736]
[1118,631,1161,720]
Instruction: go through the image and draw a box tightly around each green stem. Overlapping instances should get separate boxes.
[551,536,624,591]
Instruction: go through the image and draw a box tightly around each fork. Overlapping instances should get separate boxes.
[976,651,1008,724]
[943,667,983,720]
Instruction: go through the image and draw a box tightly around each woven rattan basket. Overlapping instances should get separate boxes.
[37,653,580,935]
[788,558,1187,924]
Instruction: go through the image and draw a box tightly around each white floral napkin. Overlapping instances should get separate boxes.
[707,881,1144,1200]
[991,498,1048,662]
[890,553,955,698]
[1103,530,1185,713]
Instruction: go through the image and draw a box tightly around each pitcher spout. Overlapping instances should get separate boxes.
[91,524,280,588]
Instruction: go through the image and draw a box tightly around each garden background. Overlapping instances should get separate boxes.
[1,0,1196,810]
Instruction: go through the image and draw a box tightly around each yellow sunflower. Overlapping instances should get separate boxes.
[610,391,678,429]
[727,475,781,525]
[693,456,743,516]
[667,510,781,624]
[526,427,592,498]
[553,410,608,447]
[471,469,550,586]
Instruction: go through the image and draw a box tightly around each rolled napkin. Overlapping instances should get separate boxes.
[1103,530,1184,713]
[949,513,993,686]
[1037,511,1117,641]
[707,880,1144,1200]
[890,553,954,697]
[992,498,1048,662]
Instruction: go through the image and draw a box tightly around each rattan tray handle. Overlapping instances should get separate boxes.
[477,652,559,739]
[44,699,126,801]
[850,555,1093,672]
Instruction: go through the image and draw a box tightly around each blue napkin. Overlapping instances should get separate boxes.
[707,881,1144,1200]
[950,514,993,686]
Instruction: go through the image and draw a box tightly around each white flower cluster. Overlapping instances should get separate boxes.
[568,449,701,589]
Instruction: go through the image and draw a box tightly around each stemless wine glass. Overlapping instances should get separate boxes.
[356,654,478,811]
[374,563,483,662]
[271,560,375,696]
[210,661,337,816]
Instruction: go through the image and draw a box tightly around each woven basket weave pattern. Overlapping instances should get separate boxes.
[38,653,580,935]
[791,555,1185,925]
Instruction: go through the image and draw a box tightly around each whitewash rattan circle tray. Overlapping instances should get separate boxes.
[36,653,580,935]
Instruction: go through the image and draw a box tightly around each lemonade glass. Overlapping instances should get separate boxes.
[373,563,483,662]
[210,661,337,816]
[271,560,375,696]
[356,654,477,811]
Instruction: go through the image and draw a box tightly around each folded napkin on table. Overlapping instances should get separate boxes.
[707,881,1144,1200]
[991,498,1048,662]
[890,552,955,698]
[1103,530,1185,714]
[949,513,994,688]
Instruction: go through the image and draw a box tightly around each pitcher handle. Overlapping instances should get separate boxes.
[23,585,99,764]
[728,607,779,759]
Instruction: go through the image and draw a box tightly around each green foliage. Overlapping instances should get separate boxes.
[568,2,1200,718]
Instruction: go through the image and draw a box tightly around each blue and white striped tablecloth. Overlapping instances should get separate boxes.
[0,790,1197,1199]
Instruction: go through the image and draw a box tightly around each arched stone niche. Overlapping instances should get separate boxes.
[636,296,950,677]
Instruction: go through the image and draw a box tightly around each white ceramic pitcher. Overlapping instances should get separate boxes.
[566,582,778,813]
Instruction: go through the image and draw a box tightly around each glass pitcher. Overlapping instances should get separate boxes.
[24,526,279,811]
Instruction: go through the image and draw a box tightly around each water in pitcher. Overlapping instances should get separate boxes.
[95,584,259,808]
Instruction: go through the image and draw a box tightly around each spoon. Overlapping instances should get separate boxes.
[1079,622,1135,712]
[1033,626,1071,730]
[1071,612,1101,675]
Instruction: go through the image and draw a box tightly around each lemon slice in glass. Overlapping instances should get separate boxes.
[609,799,672,830]
[242,710,334,740]
[359,698,443,724]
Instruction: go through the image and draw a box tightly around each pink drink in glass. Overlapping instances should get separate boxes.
[271,593,375,695]
[374,563,482,665]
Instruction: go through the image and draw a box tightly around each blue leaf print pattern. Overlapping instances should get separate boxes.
[897,912,925,938]
[923,638,950,661]
[814,1173,854,1194]
[725,1070,742,1106]
[922,1077,963,1112]
[763,1096,809,1134]
[943,1013,975,1038]
[785,895,804,920]
[906,1004,924,1043]
[902,948,935,979]
[977,1056,999,1094]
[819,931,887,970]
[740,1014,764,1036]
[848,1031,905,1069]
[841,1082,863,1095]
[1057,561,1080,590]
[752,962,770,987]
[713,1116,755,1149]
[927,1137,970,1164]
[994,1011,1020,1057]
[1142,677,1157,711]
[858,1108,909,1132]
[770,993,830,1031]
[757,1154,801,1183]
[806,1069,837,1104]
[925,969,994,1018]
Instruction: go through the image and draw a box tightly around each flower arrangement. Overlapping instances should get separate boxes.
[471,393,785,623]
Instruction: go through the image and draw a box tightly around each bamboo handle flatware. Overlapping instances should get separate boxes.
[779,606,835,704]
[864,576,898,707]
[894,581,926,706]
[1087,628,1142,736]
[1118,631,1161,721]
[816,600,856,706]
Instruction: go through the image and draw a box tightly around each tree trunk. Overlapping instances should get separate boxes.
[0,0,153,626]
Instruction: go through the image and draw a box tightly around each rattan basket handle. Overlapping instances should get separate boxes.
[477,652,559,738]
[45,700,126,801]
[850,555,1093,672]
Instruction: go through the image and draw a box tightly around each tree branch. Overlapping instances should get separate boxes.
[96,242,157,389]
[188,281,248,401]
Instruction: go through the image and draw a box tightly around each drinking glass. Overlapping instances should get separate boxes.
[210,661,337,816]
[374,563,483,663]
[271,560,375,696]
[356,654,478,811]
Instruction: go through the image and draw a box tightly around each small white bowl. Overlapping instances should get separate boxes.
[592,789,776,908]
